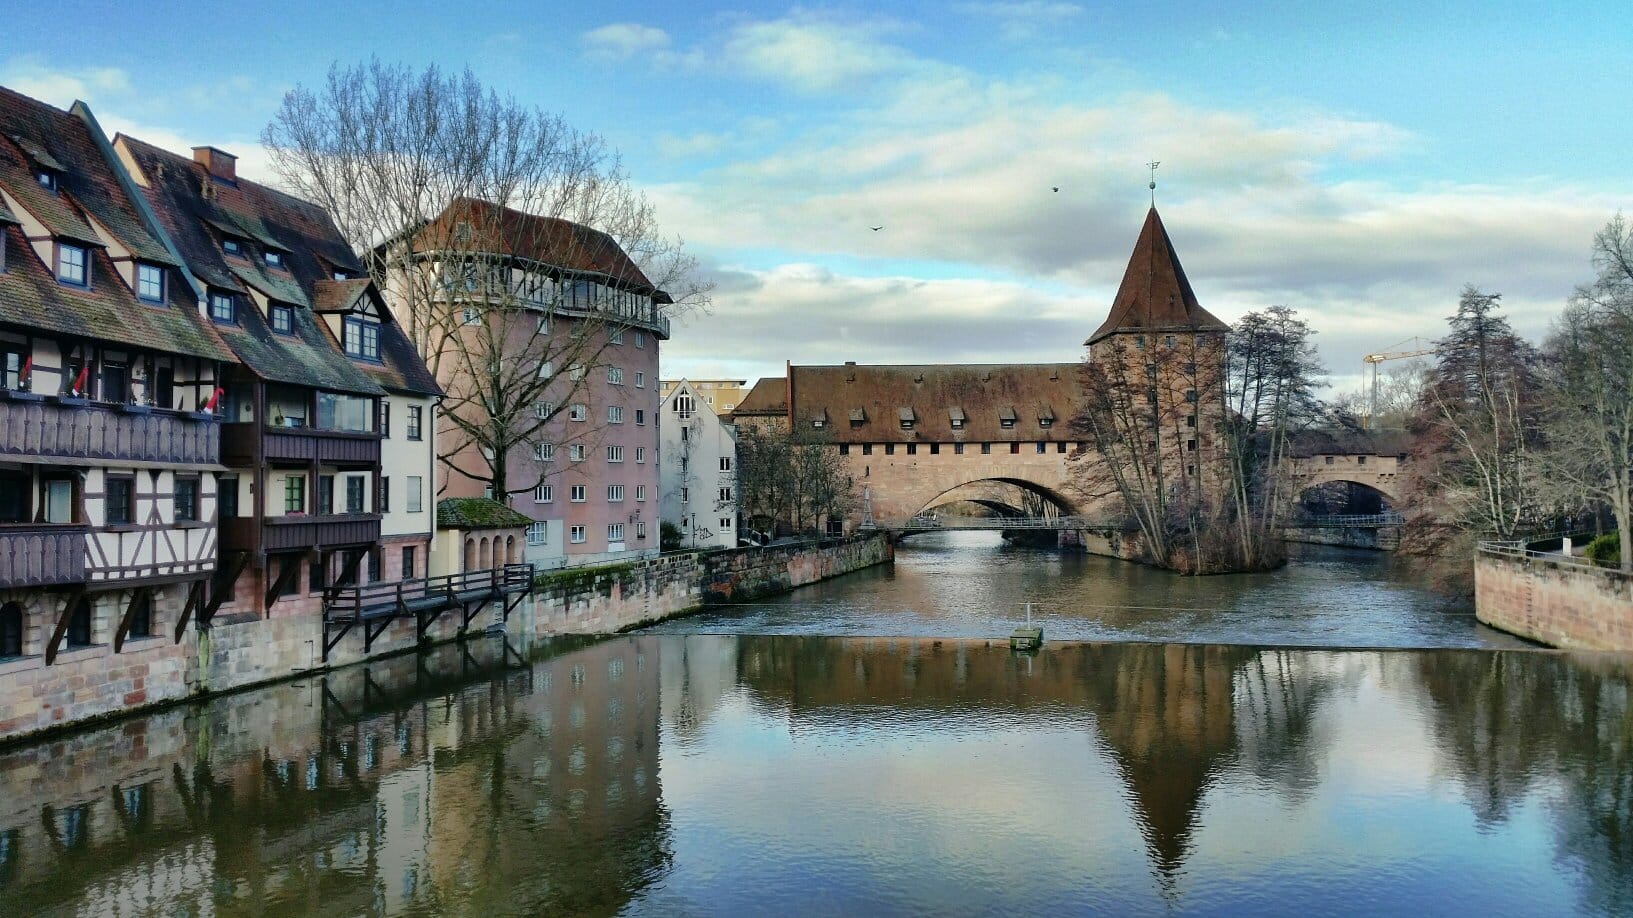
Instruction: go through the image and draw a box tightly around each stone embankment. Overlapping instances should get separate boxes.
[0,534,891,742]
[1475,540,1633,650]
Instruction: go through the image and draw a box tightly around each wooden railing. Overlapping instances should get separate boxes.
[220,423,381,466]
[220,513,382,553]
[325,564,534,623]
[0,524,87,588]
[0,395,217,465]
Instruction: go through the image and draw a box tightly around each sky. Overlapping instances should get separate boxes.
[5,1,1631,393]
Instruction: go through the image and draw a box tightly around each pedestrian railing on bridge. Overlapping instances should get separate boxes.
[1289,512,1404,528]
[1477,534,1623,573]
[322,563,534,661]
[888,515,1123,532]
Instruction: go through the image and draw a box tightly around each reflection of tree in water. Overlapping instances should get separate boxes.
[730,637,1340,896]
[1414,651,1633,915]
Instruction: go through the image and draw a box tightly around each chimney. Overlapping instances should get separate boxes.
[192,146,237,182]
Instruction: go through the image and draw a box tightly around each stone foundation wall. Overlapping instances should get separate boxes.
[0,534,891,742]
[1475,551,1633,650]
[1281,527,1399,551]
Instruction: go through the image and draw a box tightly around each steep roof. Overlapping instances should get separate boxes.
[405,196,660,293]
[1087,207,1228,345]
[788,363,1082,443]
[0,87,234,362]
[731,377,788,418]
[436,497,531,531]
[119,135,437,396]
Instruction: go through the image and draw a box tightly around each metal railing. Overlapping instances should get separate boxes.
[1477,533,1625,573]
[893,515,1122,532]
[325,563,534,622]
[1289,512,1405,528]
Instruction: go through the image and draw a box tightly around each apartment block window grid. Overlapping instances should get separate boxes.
[570,525,586,543]
[608,485,625,502]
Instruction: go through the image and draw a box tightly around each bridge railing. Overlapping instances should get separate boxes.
[892,515,1123,531]
[1288,511,1404,528]
[1477,533,1625,573]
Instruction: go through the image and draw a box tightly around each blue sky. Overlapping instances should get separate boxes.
[5,1,1630,389]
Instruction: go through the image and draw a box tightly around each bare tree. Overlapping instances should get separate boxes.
[734,425,855,538]
[1407,287,1543,542]
[1538,216,1633,570]
[1330,359,1430,430]
[262,60,708,501]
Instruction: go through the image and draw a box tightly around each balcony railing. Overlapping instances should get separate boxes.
[0,524,87,588]
[220,423,381,466]
[220,513,382,553]
[0,394,217,466]
[325,564,534,623]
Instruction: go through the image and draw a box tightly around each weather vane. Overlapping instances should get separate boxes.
[1147,161,1160,206]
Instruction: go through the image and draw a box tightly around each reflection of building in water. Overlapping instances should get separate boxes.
[730,637,1260,887]
[659,634,742,743]
[0,635,670,917]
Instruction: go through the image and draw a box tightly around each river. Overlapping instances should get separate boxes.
[4,540,1626,917]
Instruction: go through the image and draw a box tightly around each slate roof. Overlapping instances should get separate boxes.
[732,377,788,418]
[0,87,234,362]
[119,135,438,397]
[1286,428,1411,459]
[406,197,661,293]
[436,497,532,531]
[788,363,1083,443]
[1087,207,1229,345]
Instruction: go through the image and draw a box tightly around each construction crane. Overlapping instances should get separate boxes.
[1361,336,1438,429]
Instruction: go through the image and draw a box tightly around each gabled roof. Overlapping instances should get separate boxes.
[1087,207,1228,345]
[0,87,234,362]
[789,363,1082,443]
[402,196,661,294]
[119,134,438,397]
[732,377,788,417]
[436,497,531,531]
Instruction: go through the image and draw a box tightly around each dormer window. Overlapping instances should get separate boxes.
[269,304,294,334]
[343,315,381,361]
[222,237,244,257]
[999,407,1018,430]
[136,263,165,303]
[208,291,236,324]
[265,250,285,269]
[56,243,87,286]
[332,271,348,281]
[35,170,56,191]
[898,407,916,431]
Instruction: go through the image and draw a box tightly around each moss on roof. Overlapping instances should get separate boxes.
[436,497,532,530]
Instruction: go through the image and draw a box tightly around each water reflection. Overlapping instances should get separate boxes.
[0,635,1627,916]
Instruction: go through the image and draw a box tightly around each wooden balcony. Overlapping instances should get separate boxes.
[0,395,217,466]
[0,524,88,588]
[220,423,381,466]
[220,513,382,554]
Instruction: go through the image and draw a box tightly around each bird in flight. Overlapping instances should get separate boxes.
[1052,186,1060,192]
[870,225,884,231]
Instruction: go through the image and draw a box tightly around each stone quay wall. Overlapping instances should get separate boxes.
[1475,549,1633,650]
[1281,526,1399,551]
[0,534,891,743]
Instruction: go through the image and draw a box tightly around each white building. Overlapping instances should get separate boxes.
[659,380,738,549]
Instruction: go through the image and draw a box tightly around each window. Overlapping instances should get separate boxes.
[343,316,381,361]
[930,443,940,454]
[609,327,624,345]
[209,291,235,323]
[607,445,624,463]
[636,485,646,502]
[537,315,550,335]
[635,331,646,349]
[608,485,625,502]
[36,169,57,190]
[270,304,294,334]
[569,444,586,462]
[681,487,689,504]
[461,306,481,325]
[1186,438,1198,452]
[406,476,423,512]
[346,476,365,513]
[379,402,391,438]
[1011,442,1021,454]
[570,525,586,544]
[219,475,239,518]
[266,250,285,269]
[720,456,733,472]
[635,409,645,426]
[608,406,624,424]
[66,598,92,648]
[534,442,554,462]
[570,485,586,502]
[379,476,390,513]
[43,479,72,523]
[536,360,553,379]
[812,418,825,429]
[954,442,965,455]
[526,522,547,545]
[607,367,623,385]
[569,364,585,381]
[57,243,87,286]
[719,486,733,503]
[1165,334,1176,347]
[635,372,645,388]
[401,546,416,579]
[318,475,335,515]
[309,553,327,592]
[635,447,646,463]
[570,404,587,421]
[981,443,992,454]
[1186,414,1197,428]
[1057,442,1067,453]
[884,444,895,455]
[534,484,553,503]
[950,418,964,430]
[674,394,694,419]
[1036,442,1047,454]
[906,444,917,455]
[608,523,625,543]
[106,476,134,525]
[840,444,850,455]
[0,603,22,658]
[1357,455,1368,466]
[534,401,555,420]
[1134,335,1146,349]
[175,477,198,522]
[222,237,243,257]
[407,406,423,441]
[100,362,129,404]
[137,264,165,303]
[1185,389,1198,403]
[900,418,914,431]
[1000,417,1016,430]
[862,444,873,455]
[720,517,733,530]
[367,550,380,583]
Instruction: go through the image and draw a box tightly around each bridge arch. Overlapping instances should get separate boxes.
[911,476,1078,520]
[1295,478,1396,517]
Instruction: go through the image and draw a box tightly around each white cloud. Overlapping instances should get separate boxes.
[955,2,1083,40]
[655,130,730,159]
[581,23,675,62]
[0,56,132,107]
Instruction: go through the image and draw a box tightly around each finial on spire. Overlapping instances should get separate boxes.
[1147,161,1160,206]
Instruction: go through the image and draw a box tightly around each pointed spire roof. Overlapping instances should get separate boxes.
[1087,207,1228,345]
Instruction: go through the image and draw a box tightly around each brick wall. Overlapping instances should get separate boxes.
[1475,551,1633,650]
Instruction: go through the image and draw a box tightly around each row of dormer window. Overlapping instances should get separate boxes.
[809,407,1055,431]
[220,234,286,270]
